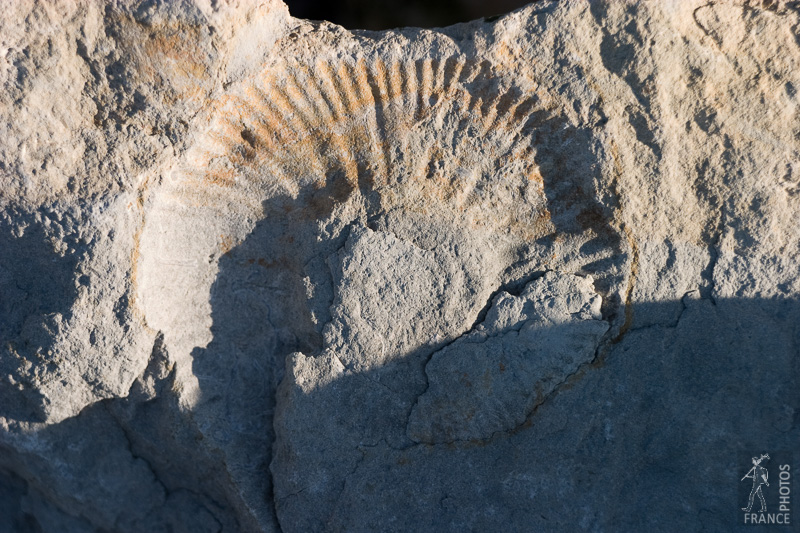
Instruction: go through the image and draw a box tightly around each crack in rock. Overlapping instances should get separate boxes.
[407,271,610,444]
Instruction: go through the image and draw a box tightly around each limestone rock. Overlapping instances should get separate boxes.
[1,0,799,531]
[407,271,609,444]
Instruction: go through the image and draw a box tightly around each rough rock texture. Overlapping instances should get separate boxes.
[1,0,799,531]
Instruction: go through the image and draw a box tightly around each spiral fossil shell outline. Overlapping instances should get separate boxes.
[166,52,556,240]
[136,50,568,512]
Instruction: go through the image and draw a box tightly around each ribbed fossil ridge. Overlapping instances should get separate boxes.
[168,54,555,241]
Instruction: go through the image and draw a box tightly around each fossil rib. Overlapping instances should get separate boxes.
[168,54,552,240]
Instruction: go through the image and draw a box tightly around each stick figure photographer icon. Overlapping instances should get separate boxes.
[741,453,770,513]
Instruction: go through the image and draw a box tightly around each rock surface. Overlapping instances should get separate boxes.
[1,0,799,531]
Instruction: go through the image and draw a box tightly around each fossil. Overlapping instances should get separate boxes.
[168,54,556,241]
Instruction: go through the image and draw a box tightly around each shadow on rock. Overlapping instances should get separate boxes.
[270,294,800,532]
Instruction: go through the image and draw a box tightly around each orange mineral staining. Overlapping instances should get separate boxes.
[171,54,554,239]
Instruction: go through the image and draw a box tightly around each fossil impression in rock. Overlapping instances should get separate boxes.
[141,49,624,356]
[174,56,553,226]
[136,47,626,531]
